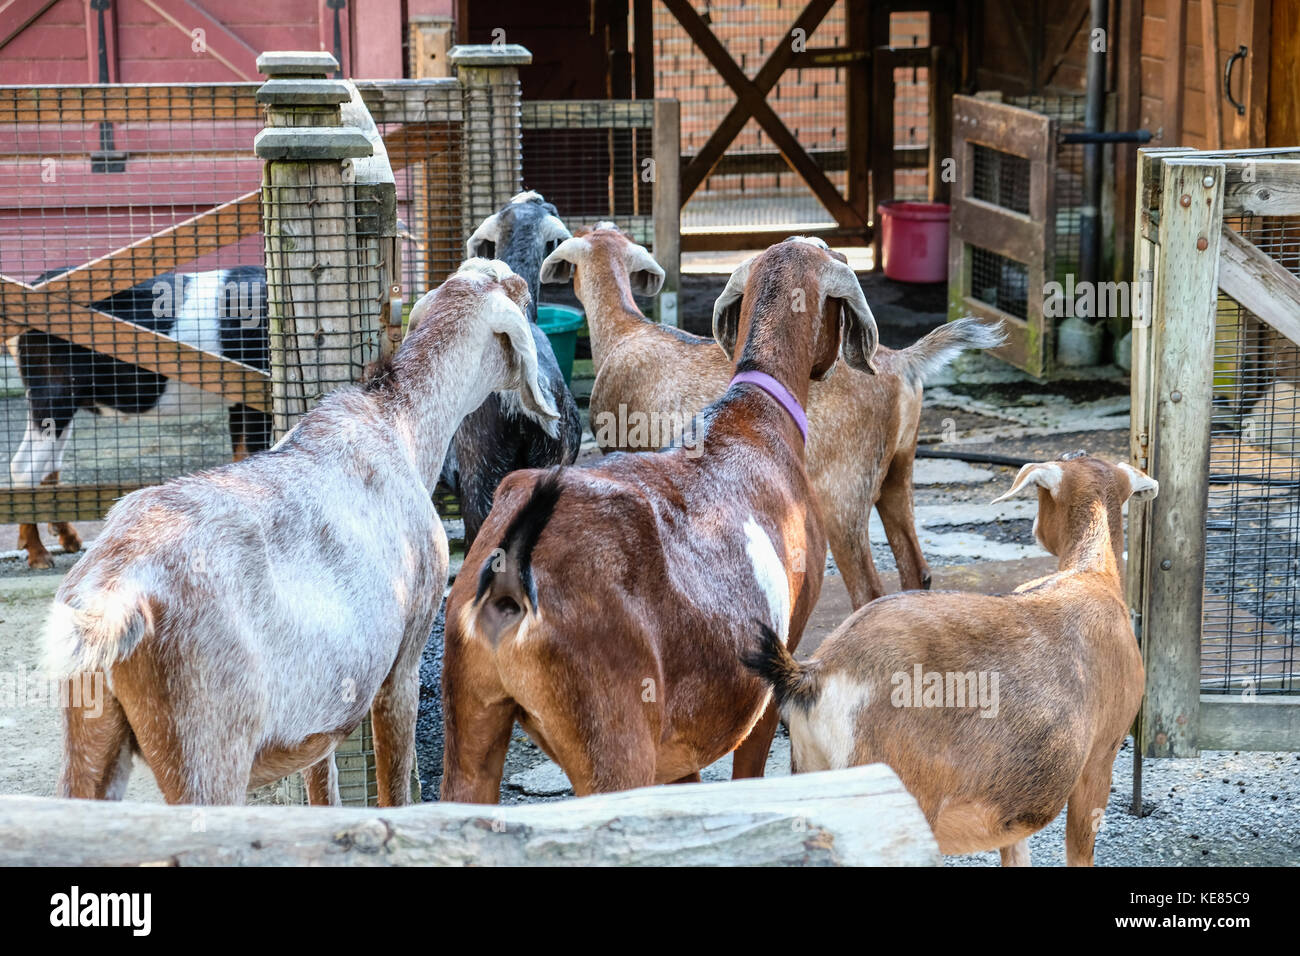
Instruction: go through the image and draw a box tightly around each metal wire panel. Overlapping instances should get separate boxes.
[1204,215,1300,696]
[970,246,1029,320]
[357,80,467,306]
[972,144,1030,214]
[521,100,655,247]
[654,0,848,230]
[0,84,266,532]
[1008,93,1085,283]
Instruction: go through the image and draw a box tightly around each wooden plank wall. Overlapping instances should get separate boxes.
[1140,0,1270,150]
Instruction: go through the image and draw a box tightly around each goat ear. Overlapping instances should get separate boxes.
[539,214,571,252]
[1117,461,1160,501]
[625,243,666,296]
[822,258,878,374]
[712,255,755,360]
[991,462,1064,504]
[466,213,502,260]
[405,288,437,335]
[540,236,586,285]
[485,289,561,437]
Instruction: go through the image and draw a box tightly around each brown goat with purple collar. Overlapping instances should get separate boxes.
[440,237,879,801]
[744,453,1156,866]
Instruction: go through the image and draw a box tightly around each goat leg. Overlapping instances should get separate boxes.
[370,665,420,807]
[877,452,932,591]
[1064,748,1119,866]
[18,523,53,570]
[301,752,341,806]
[999,839,1032,867]
[731,700,781,779]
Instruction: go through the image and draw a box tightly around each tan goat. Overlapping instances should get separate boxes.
[540,224,1004,607]
[743,453,1156,866]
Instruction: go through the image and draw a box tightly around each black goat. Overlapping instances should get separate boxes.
[436,192,582,546]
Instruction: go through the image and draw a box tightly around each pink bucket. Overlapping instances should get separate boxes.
[877,201,951,283]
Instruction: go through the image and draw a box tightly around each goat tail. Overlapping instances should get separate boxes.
[741,620,819,714]
[885,316,1007,386]
[470,468,564,643]
[43,588,153,681]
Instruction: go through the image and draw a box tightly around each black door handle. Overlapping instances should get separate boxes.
[1225,45,1247,116]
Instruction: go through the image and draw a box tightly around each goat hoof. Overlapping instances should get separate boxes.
[26,551,55,570]
[921,572,932,591]
[53,530,82,554]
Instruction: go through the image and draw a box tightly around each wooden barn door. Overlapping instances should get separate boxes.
[947,94,1057,378]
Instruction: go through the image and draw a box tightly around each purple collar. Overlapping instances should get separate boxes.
[730,370,808,445]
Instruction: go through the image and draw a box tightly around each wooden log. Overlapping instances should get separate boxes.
[0,765,939,867]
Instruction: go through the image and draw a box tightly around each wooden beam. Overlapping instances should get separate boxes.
[633,0,654,98]
[663,0,865,228]
[846,0,870,223]
[0,274,270,412]
[0,84,261,125]
[138,0,260,81]
[1218,225,1300,348]
[36,189,262,306]
[0,765,940,866]
[652,98,681,327]
[1199,697,1300,751]
[1222,159,1300,216]
[0,484,144,525]
[1199,0,1222,148]
[682,224,872,252]
[672,0,836,197]
[1037,0,1090,89]
[1138,158,1224,758]
[1114,0,1144,283]
[0,0,59,52]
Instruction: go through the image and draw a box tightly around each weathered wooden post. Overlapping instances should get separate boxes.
[1132,152,1224,758]
[449,44,530,235]
[255,51,383,437]
[652,98,681,327]
[254,50,410,805]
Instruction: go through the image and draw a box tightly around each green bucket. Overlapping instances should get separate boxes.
[536,304,586,385]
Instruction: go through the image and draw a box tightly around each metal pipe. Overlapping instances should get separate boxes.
[1079,0,1108,309]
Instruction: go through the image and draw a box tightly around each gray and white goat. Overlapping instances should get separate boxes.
[46,260,558,806]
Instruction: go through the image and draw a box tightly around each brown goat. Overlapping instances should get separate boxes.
[540,223,1004,607]
[440,237,878,801]
[744,454,1156,866]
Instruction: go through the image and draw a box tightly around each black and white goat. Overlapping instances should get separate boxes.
[6,266,268,567]
[435,191,582,547]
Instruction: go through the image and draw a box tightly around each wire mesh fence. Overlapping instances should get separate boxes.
[521,100,656,247]
[0,84,267,550]
[1008,93,1086,284]
[1204,215,1300,697]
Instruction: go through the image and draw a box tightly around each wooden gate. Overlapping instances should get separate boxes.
[1129,145,1300,757]
[946,94,1059,377]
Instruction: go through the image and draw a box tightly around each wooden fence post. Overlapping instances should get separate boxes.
[652,98,681,326]
[253,51,410,805]
[448,44,531,237]
[1137,156,1225,758]
[254,52,379,437]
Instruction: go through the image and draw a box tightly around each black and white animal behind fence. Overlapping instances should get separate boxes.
[0,82,269,568]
